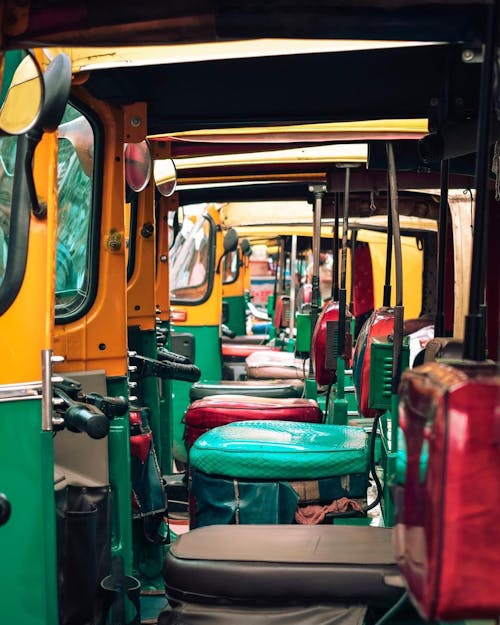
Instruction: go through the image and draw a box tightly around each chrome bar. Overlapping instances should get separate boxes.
[41,349,53,431]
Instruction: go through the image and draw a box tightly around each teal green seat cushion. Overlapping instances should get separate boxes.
[189,420,369,479]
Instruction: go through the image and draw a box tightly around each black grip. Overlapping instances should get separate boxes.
[65,404,110,439]
[157,347,192,365]
[0,493,11,527]
[130,353,200,382]
[85,393,129,418]
[54,377,82,400]
[221,324,236,339]
[162,360,201,383]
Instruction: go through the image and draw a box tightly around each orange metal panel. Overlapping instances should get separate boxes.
[127,179,156,330]
[0,133,57,384]
[54,89,128,377]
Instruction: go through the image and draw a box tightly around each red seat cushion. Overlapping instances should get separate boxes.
[222,343,277,360]
[184,395,323,450]
[245,350,307,379]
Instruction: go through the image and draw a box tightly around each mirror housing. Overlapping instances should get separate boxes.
[240,238,252,256]
[223,228,239,253]
[216,227,239,273]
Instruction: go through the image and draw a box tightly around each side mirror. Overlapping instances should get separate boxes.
[240,238,252,256]
[153,158,177,197]
[0,52,44,135]
[25,52,72,217]
[216,227,239,273]
[37,53,72,133]
[223,228,239,253]
[125,140,152,192]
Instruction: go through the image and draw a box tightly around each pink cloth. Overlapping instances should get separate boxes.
[295,497,363,524]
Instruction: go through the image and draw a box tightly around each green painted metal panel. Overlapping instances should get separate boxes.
[190,420,369,479]
[295,312,311,353]
[171,324,221,464]
[223,295,246,336]
[127,328,169,592]
[107,377,134,577]
[0,398,59,625]
[128,328,163,463]
[1,50,24,105]
[368,338,410,411]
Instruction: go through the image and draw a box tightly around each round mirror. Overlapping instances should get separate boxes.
[223,228,239,253]
[125,140,152,192]
[153,158,177,197]
[0,53,44,135]
[240,238,252,256]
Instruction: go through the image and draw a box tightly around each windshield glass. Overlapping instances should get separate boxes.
[0,136,17,289]
[56,103,95,315]
[222,248,239,285]
[170,213,213,303]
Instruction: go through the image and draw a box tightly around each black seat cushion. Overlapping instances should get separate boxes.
[189,379,304,401]
[163,525,404,608]
[221,335,269,345]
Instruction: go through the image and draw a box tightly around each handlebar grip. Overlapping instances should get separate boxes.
[221,324,236,339]
[157,347,192,365]
[65,404,110,439]
[0,493,11,527]
[129,353,200,382]
[85,393,129,418]
[162,361,201,383]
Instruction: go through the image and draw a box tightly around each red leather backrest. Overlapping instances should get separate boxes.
[352,243,374,318]
[311,300,340,386]
[352,307,394,417]
[273,295,290,329]
[396,362,500,620]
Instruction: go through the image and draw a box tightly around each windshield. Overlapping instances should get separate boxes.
[55,103,95,317]
[170,213,213,304]
[0,136,17,290]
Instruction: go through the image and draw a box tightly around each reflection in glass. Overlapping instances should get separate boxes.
[0,137,17,289]
[170,214,212,303]
[125,141,152,192]
[222,249,239,285]
[56,104,94,311]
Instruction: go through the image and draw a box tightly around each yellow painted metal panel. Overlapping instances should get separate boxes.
[366,232,423,318]
[0,134,57,384]
[173,204,224,328]
[54,91,128,377]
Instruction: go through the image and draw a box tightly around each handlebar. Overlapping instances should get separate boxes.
[0,493,11,527]
[221,324,236,339]
[64,403,110,439]
[157,346,192,365]
[129,354,201,383]
[53,385,111,439]
[85,393,128,418]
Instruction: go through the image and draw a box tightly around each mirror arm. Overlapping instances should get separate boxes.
[24,128,45,219]
[216,251,227,274]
